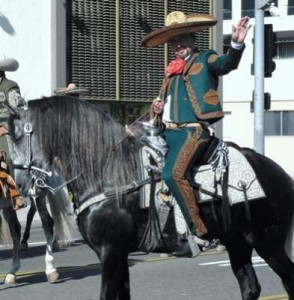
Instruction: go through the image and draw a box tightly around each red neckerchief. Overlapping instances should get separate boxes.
[166,58,186,77]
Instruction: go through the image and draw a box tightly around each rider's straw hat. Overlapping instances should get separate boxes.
[54,83,90,96]
[0,58,19,72]
[142,11,217,48]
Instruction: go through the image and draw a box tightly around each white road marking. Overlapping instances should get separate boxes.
[199,255,267,267]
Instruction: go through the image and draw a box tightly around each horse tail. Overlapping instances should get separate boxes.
[0,209,13,246]
[47,164,79,246]
[47,189,78,246]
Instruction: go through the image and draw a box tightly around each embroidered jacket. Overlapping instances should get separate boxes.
[160,46,245,125]
[0,77,21,106]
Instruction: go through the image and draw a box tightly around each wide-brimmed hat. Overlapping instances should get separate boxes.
[0,58,19,72]
[142,11,217,48]
[54,83,90,96]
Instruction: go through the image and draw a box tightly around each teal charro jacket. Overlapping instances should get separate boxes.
[159,46,245,125]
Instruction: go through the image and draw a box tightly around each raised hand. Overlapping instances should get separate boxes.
[231,16,252,44]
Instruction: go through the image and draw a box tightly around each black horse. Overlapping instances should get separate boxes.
[3,95,294,300]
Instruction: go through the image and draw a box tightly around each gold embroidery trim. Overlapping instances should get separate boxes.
[207,54,218,63]
[188,63,203,75]
[203,89,219,106]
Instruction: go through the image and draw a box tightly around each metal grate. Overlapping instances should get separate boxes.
[120,0,165,101]
[66,0,117,100]
[66,0,211,102]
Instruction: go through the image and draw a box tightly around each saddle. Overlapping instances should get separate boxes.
[193,137,266,205]
[139,135,265,208]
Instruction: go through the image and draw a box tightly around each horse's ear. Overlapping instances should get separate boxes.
[0,125,9,136]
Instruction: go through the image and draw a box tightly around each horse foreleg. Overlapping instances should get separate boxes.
[225,234,261,300]
[3,206,21,284]
[45,246,59,283]
[256,238,294,300]
[35,195,59,283]
[98,245,130,300]
[20,197,37,250]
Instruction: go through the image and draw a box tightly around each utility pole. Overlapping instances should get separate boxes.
[254,1,267,154]
[254,1,276,154]
[254,0,267,154]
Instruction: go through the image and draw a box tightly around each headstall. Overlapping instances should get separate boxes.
[12,105,54,193]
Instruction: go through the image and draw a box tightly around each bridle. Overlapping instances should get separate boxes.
[11,104,83,195]
[11,104,54,193]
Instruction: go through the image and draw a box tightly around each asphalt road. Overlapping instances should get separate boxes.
[0,225,289,300]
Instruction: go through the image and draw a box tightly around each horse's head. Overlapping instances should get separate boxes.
[0,105,51,198]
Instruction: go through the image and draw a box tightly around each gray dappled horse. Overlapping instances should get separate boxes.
[0,178,75,284]
[0,138,76,284]
[3,95,294,300]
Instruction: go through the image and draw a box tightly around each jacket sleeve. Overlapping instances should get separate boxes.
[206,45,245,76]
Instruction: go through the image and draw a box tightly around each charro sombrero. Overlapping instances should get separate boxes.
[54,83,90,96]
[0,58,19,72]
[142,11,217,48]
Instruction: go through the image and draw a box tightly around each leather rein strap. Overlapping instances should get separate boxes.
[74,175,160,216]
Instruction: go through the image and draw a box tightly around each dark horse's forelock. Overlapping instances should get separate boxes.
[27,96,140,194]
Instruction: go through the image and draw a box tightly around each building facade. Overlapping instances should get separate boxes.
[1,0,294,177]
[0,0,219,153]
[222,0,294,177]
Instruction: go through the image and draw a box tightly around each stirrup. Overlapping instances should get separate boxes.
[145,164,161,175]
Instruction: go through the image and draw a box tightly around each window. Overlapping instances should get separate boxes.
[242,0,255,18]
[265,111,294,135]
[283,111,294,135]
[277,42,294,59]
[276,31,294,59]
[289,0,294,15]
[223,0,232,20]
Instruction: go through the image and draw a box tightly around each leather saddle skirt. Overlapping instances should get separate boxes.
[138,137,265,208]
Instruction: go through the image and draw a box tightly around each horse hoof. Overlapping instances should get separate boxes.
[216,245,226,252]
[47,270,59,283]
[20,243,29,251]
[5,274,16,284]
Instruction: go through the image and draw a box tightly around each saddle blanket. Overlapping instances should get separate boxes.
[194,146,266,205]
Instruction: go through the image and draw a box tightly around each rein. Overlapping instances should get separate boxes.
[75,175,160,216]
[112,111,150,152]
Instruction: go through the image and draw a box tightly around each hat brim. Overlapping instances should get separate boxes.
[0,58,19,72]
[54,87,90,96]
[142,14,217,48]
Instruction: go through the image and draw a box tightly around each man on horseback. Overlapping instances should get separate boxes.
[0,58,26,210]
[142,11,251,237]
[0,58,23,109]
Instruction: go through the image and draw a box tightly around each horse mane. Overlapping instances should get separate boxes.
[27,96,140,197]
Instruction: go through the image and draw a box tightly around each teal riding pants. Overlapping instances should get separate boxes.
[162,126,211,235]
